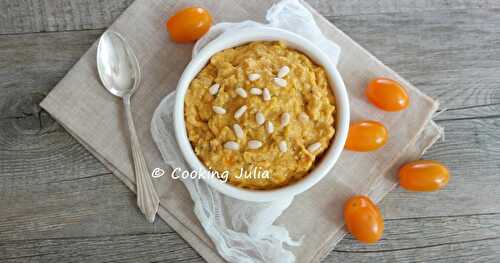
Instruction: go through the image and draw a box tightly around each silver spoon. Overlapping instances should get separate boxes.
[97,31,159,223]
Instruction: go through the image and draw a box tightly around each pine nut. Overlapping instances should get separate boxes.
[209,84,220,95]
[212,106,226,115]
[247,140,263,150]
[307,142,321,153]
[279,141,288,153]
[263,88,271,101]
[234,105,248,119]
[256,112,265,125]
[266,121,274,134]
[281,112,290,127]
[233,124,244,139]
[248,73,261,81]
[273,78,287,87]
[250,87,262,95]
[277,66,290,78]
[235,87,247,98]
[224,141,240,150]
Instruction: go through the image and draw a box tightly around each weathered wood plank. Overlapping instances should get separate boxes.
[2,106,498,261]
[336,213,500,252]
[2,106,499,260]
[2,8,500,119]
[0,0,134,34]
[0,28,499,220]
[1,2,500,262]
[2,109,499,235]
[0,9,499,228]
[329,8,500,109]
[2,0,500,34]
[0,233,204,263]
[0,29,102,119]
[0,160,172,241]
[381,117,500,219]
[329,237,500,263]
[434,103,500,121]
[309,0,500,16]
[1,211,498,262]
[327,213,500,263]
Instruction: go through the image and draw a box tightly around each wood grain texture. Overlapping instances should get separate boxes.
[2,214,499,262]
[0,0,134,34]
[329,238,500,263]
[1,0,500,262]
[434,103,500,121]
[0,233,204,263]
[328,213,500,262]
[2,6,500,117]
[308,0,500,16]
[329,8,500,109]
[2,106,499,262]
[382,117,500,219]
[0,29,102,119]
[2,104,499,221]
[2,0,500,34]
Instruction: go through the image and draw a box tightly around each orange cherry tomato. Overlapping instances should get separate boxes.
[366,77,409,111]
[345,121,388,152]
[344,195,384,244]
[399,160,450,191]
[166,7,212,43]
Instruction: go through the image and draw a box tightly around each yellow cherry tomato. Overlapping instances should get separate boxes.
[344,195,384,244]
[345,121,388,152]
[166,7,212,43]
[399,160,450,191]
[366,77,409,111]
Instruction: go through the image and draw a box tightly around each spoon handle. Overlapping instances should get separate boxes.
[123,95,160,223]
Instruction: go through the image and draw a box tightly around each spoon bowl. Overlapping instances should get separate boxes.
[97,31,140,97]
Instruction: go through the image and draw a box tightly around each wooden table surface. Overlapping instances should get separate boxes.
[1,0,499,262]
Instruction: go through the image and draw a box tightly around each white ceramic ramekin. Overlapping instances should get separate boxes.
[174,27,349,202]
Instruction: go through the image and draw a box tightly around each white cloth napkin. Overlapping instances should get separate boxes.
[151,1,341,262]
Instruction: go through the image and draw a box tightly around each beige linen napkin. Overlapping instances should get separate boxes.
[40,0,442,262]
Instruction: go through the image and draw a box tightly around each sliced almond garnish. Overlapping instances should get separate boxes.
[277,66,290,78]
[266,121,274,134]
[247,140,263,150]
[250,87,263,95]
[224,141,240,150]
[279,141,288,153]
[256,112,265,125]
[273,77,287,87]
[248,73,261,81]
[234,105,248,119]
[280,112,290,128]
[209,83,220,95]
[263,88,271,101]
[233,124,244,139]
[307,142,321,153]
[212,106,226,115]
[235,87,247,98]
